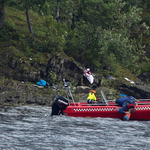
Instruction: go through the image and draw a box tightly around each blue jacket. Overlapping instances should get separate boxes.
[117,96,135,114]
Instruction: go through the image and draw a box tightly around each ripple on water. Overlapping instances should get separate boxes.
[0,106,150,150]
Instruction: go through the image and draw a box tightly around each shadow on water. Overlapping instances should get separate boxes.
[0,105,150,150]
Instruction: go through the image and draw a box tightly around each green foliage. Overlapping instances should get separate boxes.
[49,71,57,83]
[44,15,67,52]
[64,0,149,73]
[1,0,150,78]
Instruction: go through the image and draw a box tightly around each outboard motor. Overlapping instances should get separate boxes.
[51,95,69,116]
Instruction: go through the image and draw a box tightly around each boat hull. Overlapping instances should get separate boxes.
[63,102,150,120]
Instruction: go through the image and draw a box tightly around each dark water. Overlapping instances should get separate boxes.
[0,105,150,150]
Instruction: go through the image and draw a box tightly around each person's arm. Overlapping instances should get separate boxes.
[93,92,98,101]
[118,102,128,114]
[118,107,127,114]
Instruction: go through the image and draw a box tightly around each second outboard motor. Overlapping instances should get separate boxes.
[51,95,69,116]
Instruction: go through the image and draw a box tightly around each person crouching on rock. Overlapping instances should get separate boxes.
[87,85,98,104]
[116,96,136,120]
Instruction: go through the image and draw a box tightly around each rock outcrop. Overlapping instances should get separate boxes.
[4,53,102,87]
[118,83,150,99]
[1,53,150,106]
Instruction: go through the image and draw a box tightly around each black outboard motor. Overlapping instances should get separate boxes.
[51,95,69,116]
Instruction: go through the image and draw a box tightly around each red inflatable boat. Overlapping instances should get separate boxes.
[51,91,150,121]
[63,101,150,120]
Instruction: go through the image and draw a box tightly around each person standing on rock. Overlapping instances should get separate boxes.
[63,79,70,98]
[84,68,94,84]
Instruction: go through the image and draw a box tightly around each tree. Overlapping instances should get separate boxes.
[6,0,46,41]
[0,0,8,30]
[64,0,148,72]
[0,6,4,30]
[25,4,34,41]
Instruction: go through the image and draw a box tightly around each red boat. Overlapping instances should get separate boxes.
[51,91,150,121]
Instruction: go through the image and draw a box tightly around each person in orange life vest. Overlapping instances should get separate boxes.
[87,85,98,104]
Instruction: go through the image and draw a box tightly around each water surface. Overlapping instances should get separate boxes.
[0,105,150,150]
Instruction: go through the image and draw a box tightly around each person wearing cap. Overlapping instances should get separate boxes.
[87,85,98,104]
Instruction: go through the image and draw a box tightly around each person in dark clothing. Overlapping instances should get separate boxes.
[116,96,136,120]
[116,96,136,113]
[63,79,70,97]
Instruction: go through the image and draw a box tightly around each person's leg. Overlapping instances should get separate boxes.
[128,108,135,113]
[123,107,135,121]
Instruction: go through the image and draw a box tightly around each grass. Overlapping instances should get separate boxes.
[0,6,52,73]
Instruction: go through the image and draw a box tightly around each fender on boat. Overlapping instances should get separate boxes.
[51,95,69,116]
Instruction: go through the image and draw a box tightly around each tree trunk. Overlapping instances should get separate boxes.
[25,5,35,41]
[71,13,75,29]
[0,7,4,30]
[56,0,60,21]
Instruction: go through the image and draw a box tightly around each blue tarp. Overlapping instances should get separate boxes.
[36,79,49,87]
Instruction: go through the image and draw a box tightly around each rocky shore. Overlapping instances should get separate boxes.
[1,77,150,107]
[1,54,150,107]
[0,79,90,107]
